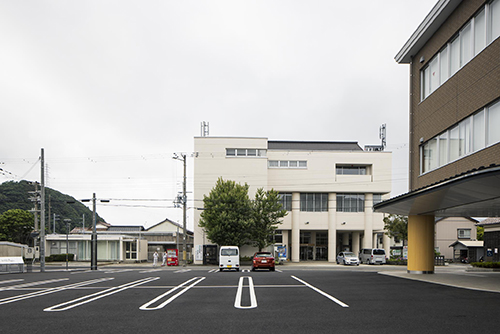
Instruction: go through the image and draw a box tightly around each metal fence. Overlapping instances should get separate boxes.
[0,263,24,274]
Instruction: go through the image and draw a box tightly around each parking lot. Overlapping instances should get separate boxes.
[1,264,499,333]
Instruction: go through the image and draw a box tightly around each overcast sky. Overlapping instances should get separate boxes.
[0,0,437,230]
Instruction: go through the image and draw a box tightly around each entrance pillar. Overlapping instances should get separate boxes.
[408,215,435,274]
[363,194,373,248]
[328,193,337,262]
[352,232,360,255]
[291,192,300,263]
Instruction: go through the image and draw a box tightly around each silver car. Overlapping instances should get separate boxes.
[336,252,360,266]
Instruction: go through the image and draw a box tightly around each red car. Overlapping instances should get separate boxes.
[251,252,275,271]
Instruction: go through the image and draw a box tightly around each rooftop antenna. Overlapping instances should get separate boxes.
[201,121,209,137]
[363,124,386,151]
[379,123,386,150]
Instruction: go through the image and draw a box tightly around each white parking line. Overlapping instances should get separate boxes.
[0,278,114,306]
[234,276,257,309]
[174,269,192,274]
[291,276,349,308]
[0,279,24,285]
[0,278,69,291]
[44,277,159,312]
[139,277,206,310]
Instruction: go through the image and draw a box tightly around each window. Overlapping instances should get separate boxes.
[300,193,328,212]
[336,165,367,175]
[279,193,292,211]
[458,229,471,239]
[439,45,449,85]
[316,232,328,245]
[221,248,238,256]
[460,23,472,66]
[422,137,438,173]
[300,232,311,244]
[473,110,485,152]
[439,132,448,166]
[268,160,307,168]
[487,101,500,145]
[226,148,266,157]
[449,125,460,162]
[273,230,283,244]
[474,9,486,56]
[336,194,365,212]
[420,100,500,174]
[450,36,460,76]
[491,0,500,42]
[373,194,383,205]
[459,118,471,157]
[420,1,499,101]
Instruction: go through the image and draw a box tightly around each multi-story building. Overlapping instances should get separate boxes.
[435,217,479,260]
[375,0,500,273]
[192,137,392,264]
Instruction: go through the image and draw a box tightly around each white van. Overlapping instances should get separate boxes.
[219,246,240,271]
[359,248,386,264]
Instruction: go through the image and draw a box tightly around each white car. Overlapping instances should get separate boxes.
[336,252,360,266]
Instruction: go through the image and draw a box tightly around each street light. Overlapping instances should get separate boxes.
[81,194,110,270]
[64,218,71,271]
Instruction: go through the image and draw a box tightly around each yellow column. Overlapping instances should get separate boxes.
[407,215,435,274]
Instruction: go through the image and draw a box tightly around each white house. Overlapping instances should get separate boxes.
[193,137,392,264]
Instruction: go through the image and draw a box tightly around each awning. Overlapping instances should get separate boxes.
[374,165,500,217]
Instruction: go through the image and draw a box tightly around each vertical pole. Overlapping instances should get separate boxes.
[182,154,187,267]
[66,221,69,271]
[91,193,97,270]
[33,183,39,263]
[40,148,46,272]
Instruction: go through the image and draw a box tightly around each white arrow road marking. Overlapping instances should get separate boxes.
[139,277,206,310]
[44,277,159,312]
[234,276,257,309]
[174,269,192,274]
[0,278,114,306]
[291,276,349,308]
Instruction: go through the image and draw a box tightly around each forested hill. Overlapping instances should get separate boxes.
[0,180,105,233]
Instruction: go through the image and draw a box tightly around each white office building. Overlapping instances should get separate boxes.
[193,137,392,263]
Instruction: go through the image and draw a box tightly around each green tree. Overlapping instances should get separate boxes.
[477,226,484,241]
[0,209,34,244]
[250,188,287,251]
[199,178,252,247]
[383,214,408,245]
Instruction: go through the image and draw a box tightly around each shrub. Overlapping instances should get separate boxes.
[46,254,75,262]
[470,262,500,268]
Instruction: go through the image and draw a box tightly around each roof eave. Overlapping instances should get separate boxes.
[395,0,462,64]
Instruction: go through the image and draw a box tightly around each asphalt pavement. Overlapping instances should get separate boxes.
[30,260,500,293]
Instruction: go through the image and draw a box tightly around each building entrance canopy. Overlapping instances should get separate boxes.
[374,166,500,217]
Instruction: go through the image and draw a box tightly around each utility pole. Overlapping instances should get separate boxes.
[40,148,46,272]
[173,153,188,267]
[91,193,97,270]
[28,183,40,260]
